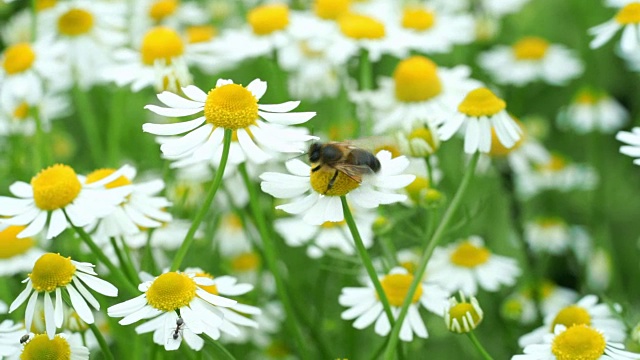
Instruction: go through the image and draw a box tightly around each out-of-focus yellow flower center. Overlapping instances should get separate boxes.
[186,25,217,44]
[450,241,490,268]
[13,102,30,120]
[551,305,591,331]
[575,89,601,104]
[405,176,429,204]
[20,334,71,360]
[85,169,132,189]
[502,297,523,319]
[338,13,385,40]
[310,168,360,196]
[320,219,347,228]
[400,261,417,274]
[31,164,82,211]
[223,213,243,230]
[30,253,76,292]
[408,126,438,151]
[375,144,401,158]
[314,0,351,20]
[616,3,640,24]
[380,273,422,307]
[458,88,506,117]
[489,119,524,157]
[248,4,290,35]
[402,7,436,31]
[36,0,57,11]
[149,0,178,22]
[537,154,567,172]
[513,37,549,60]
[141,27,184,65]
[537,217,566,229]
[522,280,557,300]
[204,83,258,129]
[447,302,482,332]
[393,56,442,102]
[300,41,325,58]
[551,325,605,360]
[2,43,36,75]
[146,272,197,311]
[231,252,260,272]
[58,8,94,36]
[194,272,218,295]
[0,226,35,259]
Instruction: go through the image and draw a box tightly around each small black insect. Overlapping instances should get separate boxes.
[172,318,184,340]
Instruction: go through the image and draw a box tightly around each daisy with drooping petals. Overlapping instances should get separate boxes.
[0,319,24,358]
[559,88,628,134]
[0,225,45,276]
[9,253,118,339]
[339,267,449,342]
[524,218,591,256]
[0,164,132,239]
[260,150,415,225]
[444,293,484,334]
[502,280,579,325]
[516,154,599,198]
[590,2,640,54]
[15,332,90,360]
[616,127,640,165]
[143,78,316,167]
[488,118,551,174]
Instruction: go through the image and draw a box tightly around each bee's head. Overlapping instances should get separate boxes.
[308,142,323,162]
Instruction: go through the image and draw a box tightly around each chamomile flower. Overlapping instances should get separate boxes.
[107,271,238,351]
[0,225,45,276]
[516,154,598,197]
[590,2,640,54]
[339,266,449,342]
[0,164,132,239]
[0,89,71,137]
[479,37,583,87]
[444,293,484,334]
[489,119,551,174]
[0,320,24,358]
[9,253,118,339]
[616,127,640,165]
[129,0,209,44]
[215,213,252,257]
[426,236,521,295]
[524,218,591,255]
[438,87,522,154]
[559,88,628,134]
[501,281,580,326]
[15,333,90,360]
[143,78,316,167]
[260,150,414,225]
[338,12,389,62]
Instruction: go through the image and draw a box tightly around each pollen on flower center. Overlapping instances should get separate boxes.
[186,25,217,44]
[309,168,360,196]
[30,253,76,292]
[458,88,506,117]
[616,3,640,24]
[13,102,30,120]
[204,84,258,129]
[380,273,422,307]
[551,325,606,360]
[194,272,218,295]
[2,43,36,75]
[31,164,82,211]
[551,305,591,331]
[513,37,549,60]
[450,241,490,268]
[232,252,260,272]
[314,0,351,20]
[339,13,385,40]
[20,334,71,360]
[36,0,57,11]
[85,169,132,189]
[58,8,95,36]
[149,0,178,22]
[141,27,185,65]
[0,226,35,259]
[146,272,197,311]
[402,7,436,31]
[394,56,442,102]
[248,4,290,36]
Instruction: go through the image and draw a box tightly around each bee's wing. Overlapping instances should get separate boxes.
[334,163,374,183]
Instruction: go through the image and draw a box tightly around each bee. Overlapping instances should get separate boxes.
[308,141,381,194]
[19,334,30,345]
[171,317,184,341]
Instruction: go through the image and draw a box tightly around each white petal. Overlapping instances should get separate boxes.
[19,211,47,238]
[157,91,203,109]
[247,78,267,99]
[68,285,95,324]
[181,85,207,102]
[75,272,118,297]
[9,182,33,198]
[46,209,68,239]
[142,117,206,136]
[258,110,316,125]
[144,104,203,118]
[195,288,237,308]
[54,288,64,327]
[44,292,56,339]
[10,281,33,312]
[258,101,300,113]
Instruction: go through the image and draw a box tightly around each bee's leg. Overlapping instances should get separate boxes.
[311,165,322,172]
[325,169,340,194]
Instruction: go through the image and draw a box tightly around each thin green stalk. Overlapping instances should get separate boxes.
[467,332,494,360]
[170,129,232,271]
[358,48,373,91]
[30,0,36,41]
[238,164,311,360]
[109,237,131,280]
[424,156,434,186]
[88,323,115,360]
[378,235,398,271]
[32,107,47,172]
[341,196,395,325]
[383,152,480,359]
[203,334,237,360]
[72,85,104,165]
[142,229,158,274]
[118,236,140,282]
[107,89,125,166]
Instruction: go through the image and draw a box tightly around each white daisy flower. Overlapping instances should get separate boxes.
[215,213,253,257]
[14,332,90,360]
[260,150,415,225]
[9,253,118,340]
[590,2,640,55]
[0,89,71,137]
[107,271,238,351]
[183,25,241,75]
[559,88,628,134]
[129,0,209,45]
[489,119,551,174]
[0,225,45,276]
[337,12,390,62]
[444,293,484,334]
[339,266,449,342]
[502,281,579,326]
[516,154,598,198]
[616,127,640,165]
[524,218,590,255]
[478,37,583,87]
[0,319,24,358]
[586,248,613,292]
[438,87,522,154]
[0,164,133,239]
[142,78,316,168]
[1,9,32,45]
[426,236,521,295]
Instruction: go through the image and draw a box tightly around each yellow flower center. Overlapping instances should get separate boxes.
[402,7,436,31]
[13,102,30,120]
[149,0,178,22]
[36,0,57,11]
[447,302,483,331]
[400,261,416,274]
[320,219,346,228]
[20,334,71,360]
[223,213,243,230]
[146,272,197,311]
[31,164,82,211]
[231,252,260,272]
[538,217,565,229]
[338,13,385,40]
[0,226,35,259]
[450,241,490,268]
[551,305,591,331]
[314,0,351,20]
[409,127,437,149]
[616,3,640,24]
[380,273,423,307]
[512,37,549,60]
[186,25,217,44]
[2,43,36,75]
[458,88,506,117]
[489,119,524,157]
[194,272,218,295]
[551,325,606,360]
[393,56,442,102]
[375,144,401,158]
[575,88,601,104]
[537,154,567,172]
[247,4,290,36]
[204,83,258,130]
[309,168,360,196]
[85,169,132,189]
[57,8,94,36]
[140,27,184,65]
[30,253,76,293]
[502,297,523,319]
[405,176,429,204]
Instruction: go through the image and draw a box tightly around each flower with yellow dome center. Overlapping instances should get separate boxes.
[0,164,132,239]
[426,236,521,295]
[0,225,45,276]
[517,153,599,198]
[16,333,89,360]
[107,271,237,351]
[9,253,118,340]
[524,217,577,255]
[444,292,484,334]
[248,4,289,36]
[0,319,25,358]
[339,267,448,342]
[591,2,640,54]
[314,0,351,20]
[0,89,71,137]
[560,87,629,134]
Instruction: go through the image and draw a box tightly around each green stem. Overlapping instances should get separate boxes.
[107,89,125,167]
[118,236,140,281]
[142,229,158,274]
[238,164,311,360]
[202,335,237,360]
[424,156,434,186]
[358,48,373,91]
[378,235,398,271]
[170,129,232,271]
[109,237,130,279]
[467,332,494,360]
[383,152,480,359]
[88,323,115,360]
[32,107,47,172]
[341,196,395,325]
[72,85,104,165]
[30,0,36,41]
